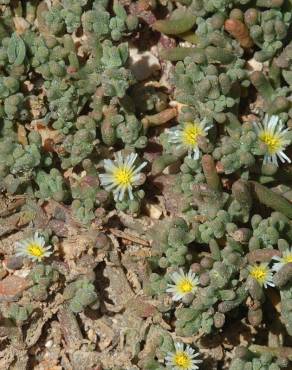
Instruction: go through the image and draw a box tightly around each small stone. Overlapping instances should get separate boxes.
[162,160,181,175]
[3,256,23,271]
[145,203,163,219]
[95,232,111,250]
[246,58,263,72]
[129,47,160,81]
[45,339,53,348]
[48,219,68,237]
[0,275,30,302]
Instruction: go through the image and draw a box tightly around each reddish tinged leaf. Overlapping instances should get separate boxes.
[225,19,254,48]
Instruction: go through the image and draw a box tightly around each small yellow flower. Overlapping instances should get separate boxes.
[15,232,52,262]
[272,248,292,271]
[259,132,281,154]
[167,119,212,159]
[248,263,274,288]
[254,115,291,166]
[165,342,202,370]
[114,167,132,186]
[181,123,203,147]
[167,269,199,301]
[174,352,191,368]
[99,152,147,201]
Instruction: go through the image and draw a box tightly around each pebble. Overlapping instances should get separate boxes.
[3,256,23,271]
[45,339,53,348]
[129,47,160,81]
[0,275,29,302]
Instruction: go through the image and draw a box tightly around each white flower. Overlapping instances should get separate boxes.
[253,114,291,166]
[165,342,202,370]
[98,151,147,201]
[166,269,199,301]
[166,119,212,160]
[15,232,52,262]
[248,263,274,288]
[272,248,292,272]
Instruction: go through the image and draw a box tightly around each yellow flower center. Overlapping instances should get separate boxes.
[113,167,133,186]
[27,244,45,258]
[178,279,194,294]
[259,131,281,154]
[283,254,292,263]
[174,352,191,369]
[250,266,268,284]
[182,123,203,147]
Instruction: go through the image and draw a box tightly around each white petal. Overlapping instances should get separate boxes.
[127,153,138,168]
[104,183,117,191]
[278,151,291,163]
[132,161,147,175]
[127,186,134,200]
[104,160,116,173]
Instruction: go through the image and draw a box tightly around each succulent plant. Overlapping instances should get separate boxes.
[1,0,292,368]
[63,278,99,313]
